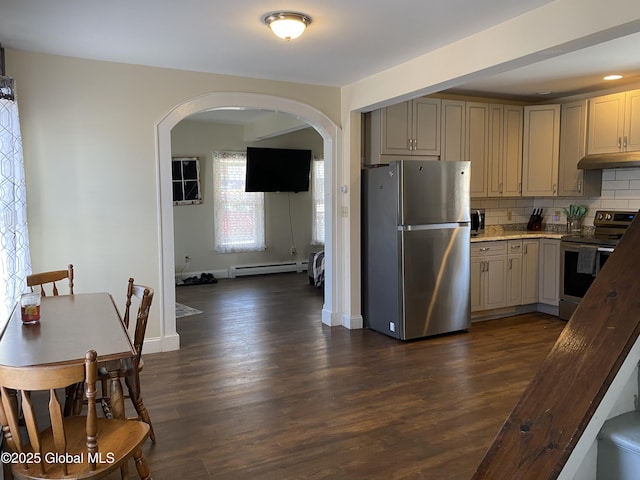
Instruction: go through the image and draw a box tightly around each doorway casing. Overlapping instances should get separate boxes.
[156,93,342,351]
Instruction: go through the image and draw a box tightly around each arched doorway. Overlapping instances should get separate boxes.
[156,93,341,350]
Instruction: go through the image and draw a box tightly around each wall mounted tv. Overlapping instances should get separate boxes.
[245,147,312,193]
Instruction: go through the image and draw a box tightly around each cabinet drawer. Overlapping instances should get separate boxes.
[507,240,523,254]
[471,241,507,257]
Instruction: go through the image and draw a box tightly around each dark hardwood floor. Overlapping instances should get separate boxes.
[129,272,566,479]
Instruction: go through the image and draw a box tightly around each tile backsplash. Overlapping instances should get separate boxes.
[471,168,640,231]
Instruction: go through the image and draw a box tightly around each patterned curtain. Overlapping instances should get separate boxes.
[0,76,31,317]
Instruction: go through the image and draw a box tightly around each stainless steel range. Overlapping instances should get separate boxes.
[559,210,637,320]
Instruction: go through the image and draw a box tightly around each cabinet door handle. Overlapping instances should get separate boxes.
[479,247,490,252]
[511,245,521,251]
[509,258,512,270]
[553,183,557,195]
[524,244,528,255]
[624,136,628,150]
[499,182,503,194]
[618,137,622,150]
[518,182,522,193]
[578,179,583,194]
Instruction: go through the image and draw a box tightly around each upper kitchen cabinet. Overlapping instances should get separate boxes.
[364,97,441,165]
[466,102,490,197]
[558,100,601,197]
[587,89,640,154]
[522,104,560,196]
[488,104,523,197]
[440,99,466,161]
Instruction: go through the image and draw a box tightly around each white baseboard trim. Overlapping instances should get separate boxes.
[142,334,180,353]
[322,308,341,326]
[342,314,363,330]
[229,261,308,278]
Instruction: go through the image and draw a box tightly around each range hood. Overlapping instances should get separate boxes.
[578,152,640,170]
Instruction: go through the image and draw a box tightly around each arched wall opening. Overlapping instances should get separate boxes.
[156,93,341,350]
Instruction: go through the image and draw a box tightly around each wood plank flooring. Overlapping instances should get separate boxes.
[126,273,566,479]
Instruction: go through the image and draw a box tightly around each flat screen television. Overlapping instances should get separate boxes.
[245,147,312,193]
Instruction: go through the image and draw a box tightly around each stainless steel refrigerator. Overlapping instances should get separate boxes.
[362,159,471,340]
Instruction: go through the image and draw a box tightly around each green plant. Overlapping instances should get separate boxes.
[562,204,588,220]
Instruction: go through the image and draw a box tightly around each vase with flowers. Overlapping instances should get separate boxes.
[562,204,588,235]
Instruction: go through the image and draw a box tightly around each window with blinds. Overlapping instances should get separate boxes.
[213,151,265,253]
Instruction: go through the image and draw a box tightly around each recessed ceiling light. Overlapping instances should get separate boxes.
[537,91,552,95]
[604,74,623,81]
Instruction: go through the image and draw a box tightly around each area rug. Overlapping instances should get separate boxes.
[175,302,203,318]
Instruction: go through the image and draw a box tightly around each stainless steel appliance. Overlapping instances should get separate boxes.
[471,209,485,236]
[362,160,471,340]
[559,210,637,320]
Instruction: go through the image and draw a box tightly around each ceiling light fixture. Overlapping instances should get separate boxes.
[604,74,623,81]
[263,12,311,40]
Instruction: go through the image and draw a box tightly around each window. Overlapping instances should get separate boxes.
[172,157,202,205]
[213,151,265,253]
[312,157,324,245]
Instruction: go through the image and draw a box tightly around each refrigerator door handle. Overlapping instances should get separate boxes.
[400,222,469,232]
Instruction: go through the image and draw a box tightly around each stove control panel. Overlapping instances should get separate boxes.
[594,210,636,227]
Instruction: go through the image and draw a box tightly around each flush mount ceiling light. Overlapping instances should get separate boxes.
[263,12,311,40]
[604,74,623,81]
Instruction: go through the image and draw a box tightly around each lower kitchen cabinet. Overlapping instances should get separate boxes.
[506,239,539,307]
[506,240,523,306]
[539,239,560,306]
[471,241,508,312]
[522,239,540,304]
[472,238,546,314]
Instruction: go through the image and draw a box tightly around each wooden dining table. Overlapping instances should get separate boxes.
[0,292,137,419]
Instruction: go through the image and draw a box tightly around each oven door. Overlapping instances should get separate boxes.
[559,242,613,320]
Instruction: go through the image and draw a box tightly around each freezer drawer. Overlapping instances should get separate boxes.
[401,224,471,339]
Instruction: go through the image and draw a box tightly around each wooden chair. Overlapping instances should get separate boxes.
[26,264,74,296]
[0,350,151,480]
[98,279,156,442]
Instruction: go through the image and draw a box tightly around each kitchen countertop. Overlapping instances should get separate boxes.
[471,225,564,242]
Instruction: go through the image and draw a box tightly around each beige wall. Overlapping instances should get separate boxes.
[7,48,340,343]
[171,120,323,277]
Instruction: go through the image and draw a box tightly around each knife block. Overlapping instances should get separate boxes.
[527,214,543,231]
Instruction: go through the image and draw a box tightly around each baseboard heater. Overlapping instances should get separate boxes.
[229,261,308,278]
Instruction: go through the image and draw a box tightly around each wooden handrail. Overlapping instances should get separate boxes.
[472,211,640,480]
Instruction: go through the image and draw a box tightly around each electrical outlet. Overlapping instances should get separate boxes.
[389,322,395,332]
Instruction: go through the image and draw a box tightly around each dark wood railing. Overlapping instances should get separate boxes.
[472,212,640,480]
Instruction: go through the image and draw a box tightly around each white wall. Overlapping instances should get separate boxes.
[171,120,323,278]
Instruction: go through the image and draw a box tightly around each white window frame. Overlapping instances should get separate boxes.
[172,156,203,205]
[311,157,325,246]
[213,151,265,253]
